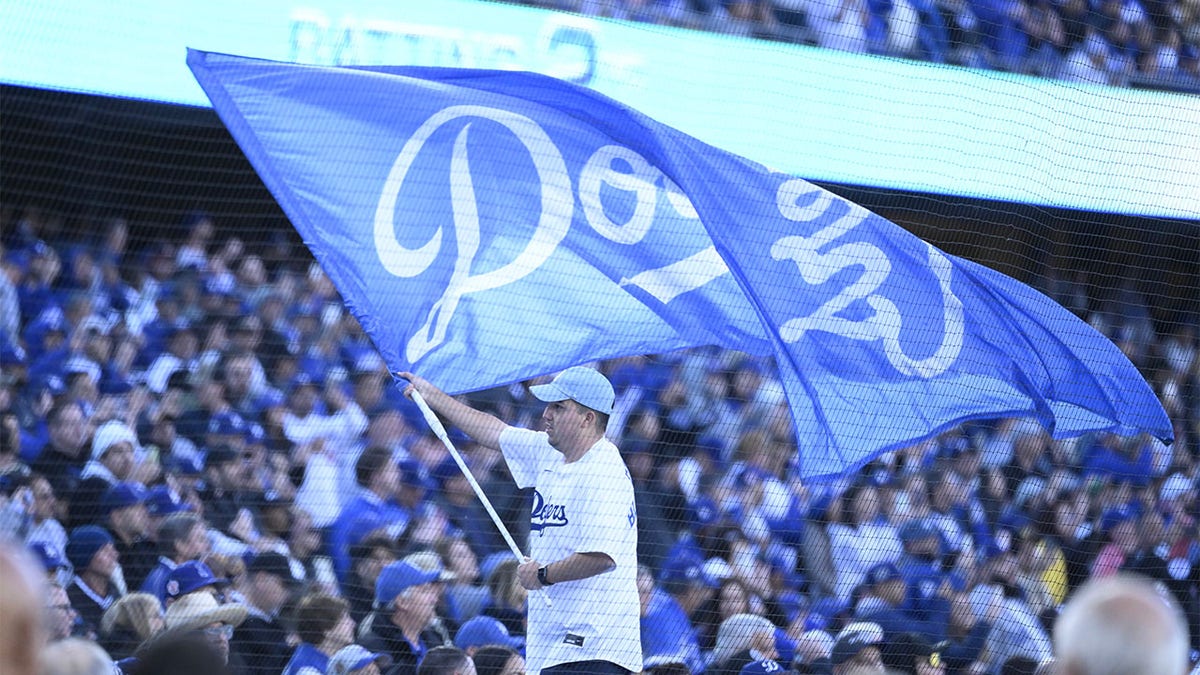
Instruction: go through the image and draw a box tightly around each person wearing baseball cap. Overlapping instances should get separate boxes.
[830,622,885,674]
[880,632,945,675]
[402,366,640,675]
[359,559,444,674]
[455,615,525,655]
[230,551,300,675]
[65,525,122,637]
[165,560,229,605]
[102,482,158,590]
[329,644,393,675]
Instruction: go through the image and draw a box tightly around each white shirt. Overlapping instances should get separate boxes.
[499,426,642,673]
[827,520,903,601]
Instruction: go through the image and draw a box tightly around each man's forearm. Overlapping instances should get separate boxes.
[402,373,508,449]
[521,551,616,589]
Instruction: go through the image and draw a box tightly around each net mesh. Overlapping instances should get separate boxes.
[2,2,1199,675]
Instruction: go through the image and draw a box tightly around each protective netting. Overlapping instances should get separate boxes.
[2,2,1200,675]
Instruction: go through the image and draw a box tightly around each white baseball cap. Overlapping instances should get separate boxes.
[529,366,615,415]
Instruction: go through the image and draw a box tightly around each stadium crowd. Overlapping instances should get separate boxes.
[1,206,1198,675]
[512,0,1200,91]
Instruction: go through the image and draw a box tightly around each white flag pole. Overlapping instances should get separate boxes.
[410,390,552,607]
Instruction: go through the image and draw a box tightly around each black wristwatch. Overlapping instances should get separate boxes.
[537,566,554,586]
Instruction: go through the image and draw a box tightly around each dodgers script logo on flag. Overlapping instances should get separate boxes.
[187,50,1171,479]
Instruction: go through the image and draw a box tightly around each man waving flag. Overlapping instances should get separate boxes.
[187,50,1171,480]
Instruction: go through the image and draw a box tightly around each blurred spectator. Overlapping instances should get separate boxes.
[328,644,392,675]
[98,592,165,660]
[329,446,409,584]
[707,613,780,675]
[39,637,116,675]
[470,645,525,675]
[101,482,157,589]
[1053,575,1188,674]
[229,551,300,675]
[416,646,475,675]
[434,535,490,625]
[282,592,356,675]
[827,482,903,601]
[454,615,525,656]
[141,513,210,605]
[43,582,79,644]
[125,628,231,675]
[163,591,248,668]
[64,525,122,638]
[344,535,401,624]
[829,621,885,673]
[481,559,528,639]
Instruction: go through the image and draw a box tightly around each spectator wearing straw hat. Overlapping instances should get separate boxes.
[164,590,248,666]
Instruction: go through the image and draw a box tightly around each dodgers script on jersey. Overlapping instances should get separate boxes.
[499,426,642,673]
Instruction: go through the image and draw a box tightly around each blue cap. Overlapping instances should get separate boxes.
[898,520,940,544]
[288,372,319,394]
[244,422,266,447]
[1100,503,1140,534]
[529,366,615,415]
[0,343,28,366]
[659,552,721,590]
[739,660,786,675]
[37,374,67,397]
[454,615,525,651]
[431,458,464,487]
[805,597,848,630]
[145,485,193,516]
[865,562,902,587]
[374,560,440,608]
[398,459,436,490]
[164,454,205,478]
[777,589,809,624]
[207,411,246,437]
[28,541,70,572]
[66,526,115,571]
[166,560,228,600]
[100,482,147,515]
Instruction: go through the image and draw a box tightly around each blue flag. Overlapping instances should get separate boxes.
[187,50,1171,480]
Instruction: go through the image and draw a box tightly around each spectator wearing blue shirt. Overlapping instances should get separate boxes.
[643,556,717,673]
[329,446,409,584]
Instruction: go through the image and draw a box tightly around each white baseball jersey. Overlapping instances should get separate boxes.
[499,426,642,673]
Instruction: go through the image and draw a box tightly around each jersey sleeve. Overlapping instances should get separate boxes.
[571,455,637,558]
[498,426,558,489]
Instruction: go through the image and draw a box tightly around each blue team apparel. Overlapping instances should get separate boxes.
[187,50,1172,480]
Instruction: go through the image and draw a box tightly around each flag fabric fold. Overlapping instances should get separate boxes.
[187,49,1171,480]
